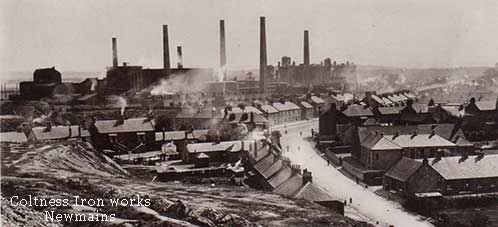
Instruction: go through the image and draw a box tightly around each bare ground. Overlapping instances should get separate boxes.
[1,140,370,227]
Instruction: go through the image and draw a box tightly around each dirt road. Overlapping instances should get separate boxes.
[273,120,433,227]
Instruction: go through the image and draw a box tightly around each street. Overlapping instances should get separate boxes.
[272,119,433,227]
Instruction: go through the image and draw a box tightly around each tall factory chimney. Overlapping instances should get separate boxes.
[163,25,170,77]
[259,16,267,94]
[304,30,310,66]
[112,37,118,67]
[177,46,183,69]
[220,20,226,68]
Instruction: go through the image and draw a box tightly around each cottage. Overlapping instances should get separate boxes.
[354,124,473,169]
[361,132,456,170]
[259,104,280,126]
[89,117,155,153]
[341,104,374,123]
[226,112,269,129]
[384,155,498,196]
[343,123,474,185]
[309,96,326,116]
[29,123,90,142]
[272,101,300,123]
[297,101,314,120]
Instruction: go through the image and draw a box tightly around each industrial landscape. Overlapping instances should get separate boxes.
[1,1,498,227]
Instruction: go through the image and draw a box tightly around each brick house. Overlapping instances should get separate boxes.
[384,155,498,196]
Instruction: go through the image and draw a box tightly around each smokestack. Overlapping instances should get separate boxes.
[163,25,170,77]
[177,46,183,69]
[112,37,118,67]
[259,16,267,94]
[304,30,309,66]
[220,20,226,68]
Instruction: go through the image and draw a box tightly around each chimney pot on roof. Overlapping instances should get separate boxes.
[291,163,301,175]
[429,130,435,138]
[303,169,312,185]
[411,131,417,139]
[44,122,52,132]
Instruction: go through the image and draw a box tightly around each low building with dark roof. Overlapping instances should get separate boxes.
[296,101,314,120]
[309,96,326,116]
[246,142,340,210]
[28,124,90,142]
[384,155,498,196]
[89,117,156,153]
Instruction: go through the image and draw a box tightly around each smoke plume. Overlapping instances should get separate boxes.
[150,72,211,96]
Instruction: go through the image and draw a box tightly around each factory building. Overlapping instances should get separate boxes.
[19,67,63,99]
[103,26,215,95]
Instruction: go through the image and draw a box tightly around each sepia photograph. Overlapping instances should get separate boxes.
[1,0,497,226]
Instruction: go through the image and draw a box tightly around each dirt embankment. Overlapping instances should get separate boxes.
[1,140,370,227]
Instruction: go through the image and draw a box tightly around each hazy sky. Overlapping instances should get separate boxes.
[1,0,498,72]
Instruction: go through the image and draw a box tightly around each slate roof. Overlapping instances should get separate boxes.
[342,105,374,117]
[371,95,384,105]
[115,151,163,161]
[272,102,300,111]
[155,129,209,141]
[387,155,498,181]
[294,182,336,202]
[268,167,293,188]
[248,143,271,162]
[300,101,313,109]
[94,118,155,134]
[370,136,402,150]
[0,131,28,143]
[388,134,456,148]
[475,101,497,111]
[428,155,498,180]
[32,125,86,140]
[254,154,277,177]
[359,123,470,149]
[381,97,394,106]
[186,141,245,154]
[310,96,326,104]
[378,106,404,115]
[273,174,303,196]
[227,112,269,124]
[385,157,423,182]
[229,106,263,114]
[262,158,285,179]
[260,105,279,114]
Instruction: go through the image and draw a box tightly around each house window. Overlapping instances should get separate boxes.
[446,184,453,192]
[375,153,379,160]
[109,134,118,143]
[137,132,146,143]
